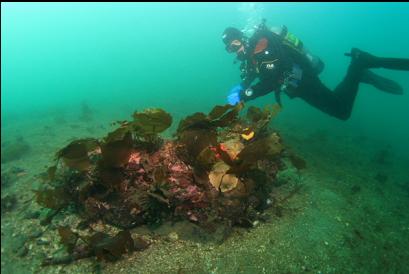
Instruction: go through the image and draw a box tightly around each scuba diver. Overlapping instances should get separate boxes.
[222,19,409,120]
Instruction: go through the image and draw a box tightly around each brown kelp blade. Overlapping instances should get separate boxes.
[196,146,218,171]
[58,226,79,253]
[56,138,99,171]
[133,108,172,136]
[89,230,135,262]
[209,161,240,192]
[101,127,133,167]
[237,133,283,162]
[247,104,281,133]
[178,128,218,162]
[211,102,244,128]
[40,165,58,182]
[226,133,283,174]
[176,112,209,134]
[208,104,234,120]
[246,106,264,123]
[34,187,69,210]
[97,164,125,188]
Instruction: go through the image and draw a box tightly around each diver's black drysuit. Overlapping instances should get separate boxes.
[238,28,409,120]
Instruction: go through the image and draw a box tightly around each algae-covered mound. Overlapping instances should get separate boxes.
[36,103,287,265]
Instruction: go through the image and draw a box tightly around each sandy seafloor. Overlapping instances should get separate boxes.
[1,107,409,274]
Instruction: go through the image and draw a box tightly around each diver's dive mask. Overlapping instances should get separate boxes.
[226,39,247,62]
[226,40,243,53]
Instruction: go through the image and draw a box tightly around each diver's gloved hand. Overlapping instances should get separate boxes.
[227,84,243,105]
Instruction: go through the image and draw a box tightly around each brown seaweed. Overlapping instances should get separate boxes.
[97,164,125,189]
[177,112,210,133]
[208,104,235,120]
[237,133,282,162]
[40,165,58,182]
[88,230,135,261]
[56,138,99,171]
[246,106,265,123]
[218,133,284,175]
[178,129,218,163]
[101,128,133,168]
[132,108,172,136]
[47,165,58,181]
[37,102,288,266]
[58,226,79,253]
[251,104,281,133]
[177,103,242,135]
[34,187,69,210]
[196,146,218,171]
[43,230,148,266]
[211,102,243,128]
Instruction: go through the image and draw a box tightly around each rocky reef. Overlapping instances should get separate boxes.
[34,103,297,265]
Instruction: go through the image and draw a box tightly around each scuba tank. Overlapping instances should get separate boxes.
[246,18,324,75]
[271,24,325,75]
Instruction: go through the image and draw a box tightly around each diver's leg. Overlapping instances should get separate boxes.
[296,49,407,120]
[296,74,359,120]
[346,48,409,71]
[376,57,409,70]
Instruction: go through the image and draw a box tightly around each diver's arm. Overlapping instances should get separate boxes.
[239,61,257,89]
[239,79,274,102]
[240,73,256,90]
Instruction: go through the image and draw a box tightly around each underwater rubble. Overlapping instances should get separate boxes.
[33,103,302,266]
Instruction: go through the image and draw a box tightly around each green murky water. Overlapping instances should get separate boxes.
[2,3,409,274]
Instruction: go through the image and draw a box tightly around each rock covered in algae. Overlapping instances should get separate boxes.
[34,103,289,265]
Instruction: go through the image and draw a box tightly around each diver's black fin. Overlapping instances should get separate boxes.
[361,70,403,95]
[375,57,409,71]
[345,48,409,71]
